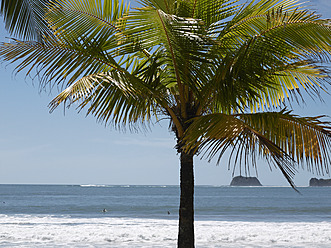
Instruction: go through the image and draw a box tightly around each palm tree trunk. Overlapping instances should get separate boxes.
[177,151,195,248]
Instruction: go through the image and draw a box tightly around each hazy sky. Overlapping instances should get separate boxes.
[1,0,331,186]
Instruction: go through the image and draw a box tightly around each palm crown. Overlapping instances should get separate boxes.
[2,0,331,246]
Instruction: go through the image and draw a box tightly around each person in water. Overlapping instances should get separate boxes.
[102,208,107,212]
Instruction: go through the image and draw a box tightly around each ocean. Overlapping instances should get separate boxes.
[0,185,331,247]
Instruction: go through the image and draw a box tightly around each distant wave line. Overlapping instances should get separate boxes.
[79,185,171,188]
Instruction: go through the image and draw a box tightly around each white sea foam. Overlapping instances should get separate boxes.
[80,184,110,187]
[0,215,331,247]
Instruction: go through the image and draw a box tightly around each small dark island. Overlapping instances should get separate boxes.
[230,176,262,186]
[309,178,331,187]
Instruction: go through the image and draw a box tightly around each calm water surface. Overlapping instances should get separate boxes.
[0,184,330,221]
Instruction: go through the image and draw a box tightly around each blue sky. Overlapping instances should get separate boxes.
[0,0,331,186]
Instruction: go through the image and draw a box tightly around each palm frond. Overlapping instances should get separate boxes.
[218,0,330,54]
[189,0,241,31]
[49,71,160,130]
[0,36,123,88]
[0,0,52,40]
[46,0,130,46]
[236,110,331,173]
[256,63,330,110]
[138,0,176,14]
[183,110,331,187]
[203,3,331,113]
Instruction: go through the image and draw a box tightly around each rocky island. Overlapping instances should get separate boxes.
[230,176,262,186]
[309,178,331,187]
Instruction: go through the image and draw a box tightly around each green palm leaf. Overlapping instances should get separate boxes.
[183,110,331,187]
[49,71,159,129]
[0,36,123,86]
[46,0,130,45]
[202,2,331,113]
[0,0,52,40]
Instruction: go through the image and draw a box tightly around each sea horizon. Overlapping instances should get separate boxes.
[0,183,316,187]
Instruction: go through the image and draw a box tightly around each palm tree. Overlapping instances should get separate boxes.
[1,0,331,247]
